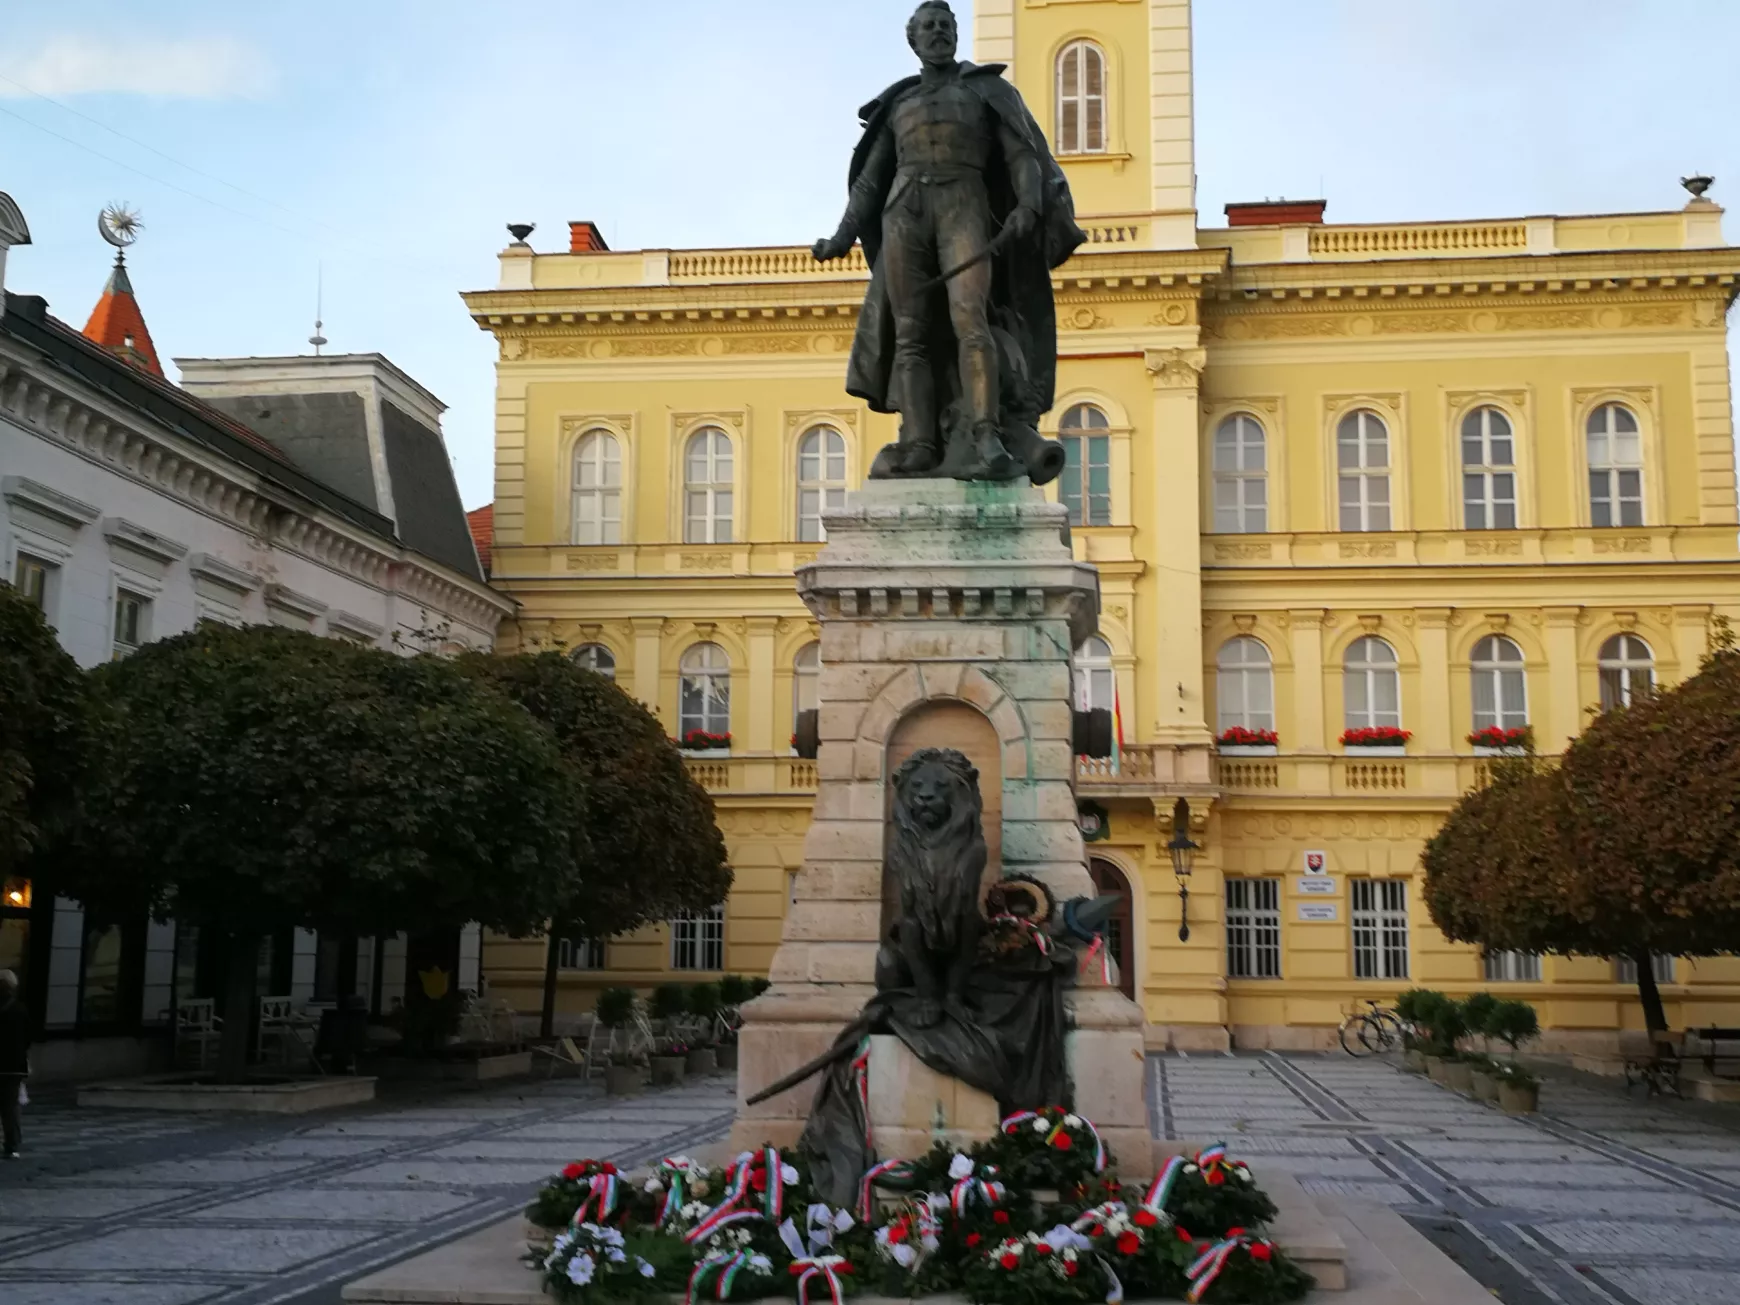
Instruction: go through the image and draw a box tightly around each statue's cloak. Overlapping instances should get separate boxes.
[841,62,1086,424]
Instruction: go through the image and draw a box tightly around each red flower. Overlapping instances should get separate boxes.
[789,1264,804,1277]
[966,1233,982,1248]
[1116,1232,1140,1255]
[1036,1242,1053,1256]
[1053,1132,1073,1151]
[999,1252,1019,1270]
[1134,1209,1159,1228]
[1228,1227,1246,1238]
[1251,1243,1273,1263]
[750,1169,767,1192]
[1176,1227,1193,1242]
[601,1162,617,1174]
[1205,1169,1226,1186]
[562,1163,584,1180]
[993,1210,1010,1225]
[888,1223,908,1244]
[1064,1260,1080,1277]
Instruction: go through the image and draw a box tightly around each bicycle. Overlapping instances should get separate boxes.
[1338,999,1406,1056]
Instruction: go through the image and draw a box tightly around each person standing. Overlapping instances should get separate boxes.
[0,969,30,1159]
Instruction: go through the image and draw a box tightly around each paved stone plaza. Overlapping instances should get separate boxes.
[1156,1053,1740,1305]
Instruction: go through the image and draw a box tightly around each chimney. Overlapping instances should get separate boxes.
[1224,199,1327,227]
[569,221,610,254]
[0,191,30,319]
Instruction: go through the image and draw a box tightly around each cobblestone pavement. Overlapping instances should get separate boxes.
[0,1074,735,1305]
[1154,1051,1740,1305]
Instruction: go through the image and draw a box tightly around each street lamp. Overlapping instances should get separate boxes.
[1166,797,1200,943]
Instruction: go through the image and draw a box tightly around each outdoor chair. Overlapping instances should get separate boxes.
[257,995,317,1067]
[1623,1031,1684,1098]
[175,998,223,1070]
[532,1036,587,1078]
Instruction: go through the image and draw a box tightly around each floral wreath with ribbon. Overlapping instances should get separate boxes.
[540,1221,659,1302]
[1186,1228,1278,1303]
[684,1147,801,1250]
[969,1225,1126,1304]
[1000,1106,1110,1176]
[644,1156,714,1232]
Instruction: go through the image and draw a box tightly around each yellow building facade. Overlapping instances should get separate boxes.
[465,0,1740,1050]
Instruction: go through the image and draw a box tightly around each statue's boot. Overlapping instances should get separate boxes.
[941,419,1020,481]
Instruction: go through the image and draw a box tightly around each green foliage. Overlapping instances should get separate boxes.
[649,983,689,1021]
[59,624,581,938]
[1461,992,1500,1039]
[1487,999,1539,1055]
[594,987,637,1028]
[718,974,753,1005]
[1392,989,1443,1024]
[1425,999,1468,1057]
[749,977,771,997]
[685,982,722,1021]
[0,582,89,876]
[458,652,731,941]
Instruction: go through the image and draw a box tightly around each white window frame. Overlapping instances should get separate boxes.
[1212,413,1268,533]
[1460,406,1517,530]
[1615,953,1675,985]
[1586,403,1645,528]
[1216,636,1275,734]
[1059,404,1111,527]
[557,937,607,970]
[1598,633,1654,711]
[678,642,731,739]
[11,550,55,618]
[570,643,617,681]
[683,427,735,544]
[570,428,623,545]
[1483,950,1542,983]
[1337,409,1391,532]
[1470,635,1527,733]
[793,640,821,718]
[1343,636,1402,732]
[1352,879,1409,980]
[1225,879,1282,979]
[1055,40,1107,155]
[796,426,849,542]
[670,905,724,972]
[1073,636,1115,714]
[111,588,151,660]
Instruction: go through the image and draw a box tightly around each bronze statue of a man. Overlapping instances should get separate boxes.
[813,1,1084,483]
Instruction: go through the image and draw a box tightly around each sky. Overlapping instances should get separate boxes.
[2,1,1736,510]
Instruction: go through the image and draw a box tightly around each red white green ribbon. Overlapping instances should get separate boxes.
[857,1157,912,1221]
[571,1171,621,1225]
[1080,935,1113,984]
[685,1158,755,1245]
[1195,1142,1231,1187]
[1070,1201,1126,1236]
[1000,1109,1040,1133]
[686,1251,753,1304]
[1144,1155,1186,1212]
[655,1157,693,1228]
[1098,1253,1126,1304]
[760,1147,786,1222]
[990,912,1050,954]
[790,1256,850,1305]
[1186,1234,1269,1302]
[949,1173,1006,1217]
[850,1038,873,1149]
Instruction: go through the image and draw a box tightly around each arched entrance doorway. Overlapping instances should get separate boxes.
[1087,857,1136,1000]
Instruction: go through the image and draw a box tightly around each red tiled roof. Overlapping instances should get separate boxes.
[82,255,163,376]
[467,503,494,572]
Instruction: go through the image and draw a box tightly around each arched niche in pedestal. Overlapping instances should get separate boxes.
[881,700,1002,936]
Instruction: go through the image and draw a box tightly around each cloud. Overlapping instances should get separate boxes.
[0,33,271,100]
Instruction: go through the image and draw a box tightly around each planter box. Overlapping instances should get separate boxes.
[1218,744,1278,756]
[1344,745,1407,757]
[79,1073,376,1114]
[1498,1080,1539,1114]
[1423,1054,1448,1083]
[1472,746,1529,757]
[1469,1068,1499,1103]
[681,748,731,759]
[373,1051,533,1083]
[1402,1048,1426,1073]
[1441,1059,1474,1094]
[605,1064,641,1096]
[686,1047,718,1076]
[651,1055,687,1087]
[717,1043,739,1072]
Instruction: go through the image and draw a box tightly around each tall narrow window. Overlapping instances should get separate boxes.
[570,428,622,545]
[793,641,821,719]
[1073,636,1114,714]
[1055,41,1107,154]
[1216,637,1275,734]
[1058,403,1111,526]
[678,642,731,740]
[1461,406,1516,530]
[671,905,725,971]
[558,938,607,970]
[797,426,849,542]
[1616,953,1675,984]
[1225,879,1282,979]
[12,553,51,614]
[1587,403,1644,527]
[1598,634,1654,711]
[1352,880,1409,980]
[1484,950,1542,982]
[111,590,149,659]
[684,427,734,543]
[570,643,617,680]
[1343,637,1401,732]
[1212,413,1267,533]
[1470,635,1527,732]
[1337,409,1391,532]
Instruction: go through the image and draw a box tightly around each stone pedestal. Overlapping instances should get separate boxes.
[731,479,1149,1170]
[867,1035,999,1160]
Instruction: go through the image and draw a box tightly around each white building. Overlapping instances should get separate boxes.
[0,194,508,1078]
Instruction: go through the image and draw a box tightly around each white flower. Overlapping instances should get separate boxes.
[927,1192,951,1212]
[921,1233,940,1253]
[948,1153,974,1181]
[832,1208,855,1232]
[1062,1247,1079,1262]
[607,1247,627,1264]
[566,1253,596,1286]
[892,1243,916,1268]
[636,1257,656,1279]
[1239,1169,1255,1184]
[750,1254,772,1272]
[1184,1163,1198,1173]
[1033,1118,1051,1134]
[1065,1114,1082,1127]
[552,1232,575,1253]
[599,1227,625,1248]
[644,1177,664,1193]
[781,1163,800,1186]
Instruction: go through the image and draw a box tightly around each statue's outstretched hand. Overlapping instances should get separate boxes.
[1003,205,1040,241]
[812,235,852,263]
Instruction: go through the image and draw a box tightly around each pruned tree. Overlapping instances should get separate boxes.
[60,624,582,1079]
[459,652,731,1036]
[1425,648,1740,1032]
[0,581,89,877]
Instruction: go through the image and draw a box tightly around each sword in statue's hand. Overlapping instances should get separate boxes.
[914,204,1037,296]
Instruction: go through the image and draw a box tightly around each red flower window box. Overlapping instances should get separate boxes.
[1468,725,1532,753]
[1340,726,1411,748]
[676,730,732,751]
[1217,727,1279,748]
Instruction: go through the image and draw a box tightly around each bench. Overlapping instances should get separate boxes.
[1623,1034,1684,1098]
[1691,1026,1740,1079]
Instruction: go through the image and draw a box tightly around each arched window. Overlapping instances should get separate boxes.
[1055,41,1107,155]
[684,427,734,543]
[1470,635,1527,732]
[570,643,616,681]
[570,428,622,544]
[1216,637,1275,734]
[1212,414,1267,533]
[678,642,730,740]
[1587,403,1644,527]
[797,426,848,542]
[1344,636,1401,731]
[1461,406,1516,530]
[1058,403,1111,526]
[1073,636,1114,713]
[1337,409,1391,532]
[793,641,821,718]
[1598,633,1654,710]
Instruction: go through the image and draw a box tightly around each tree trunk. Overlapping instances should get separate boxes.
[216,931,259,1083]
[541,926,564,1041]
[335,931,359,1003]
[1633,949,1668,1033]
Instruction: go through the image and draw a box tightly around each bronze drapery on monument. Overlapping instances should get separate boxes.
[811,0,1085,484]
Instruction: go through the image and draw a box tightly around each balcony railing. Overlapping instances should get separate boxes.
[681,755,819,795]
[1308,221,1529,260]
